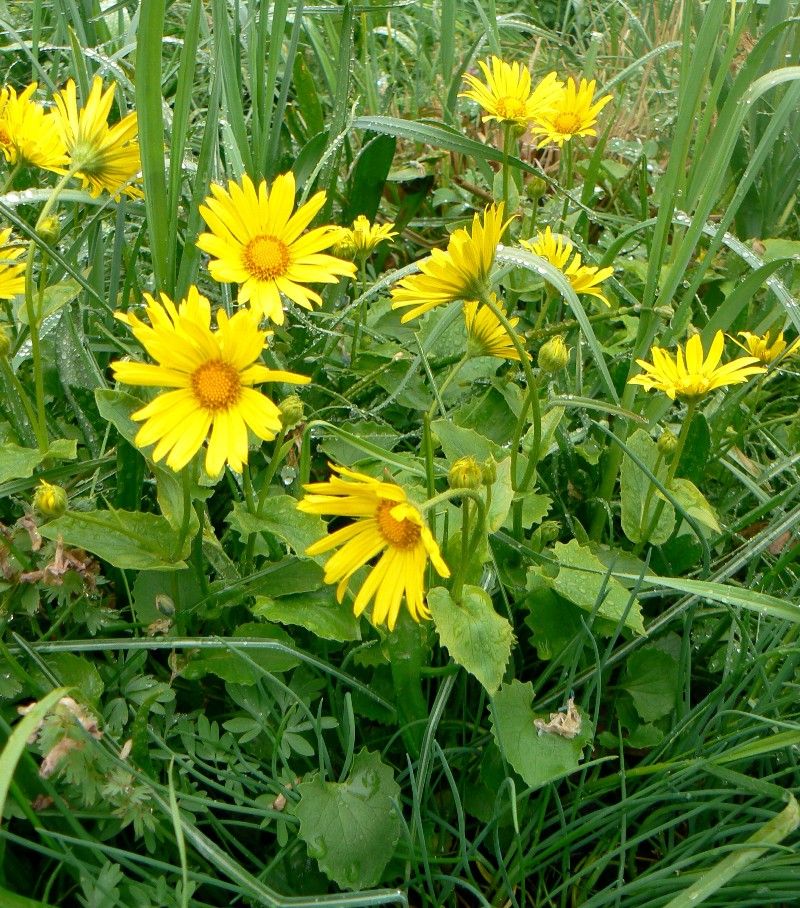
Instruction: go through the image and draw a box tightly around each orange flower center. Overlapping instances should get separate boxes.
[495,96,527,121]
[375,499,421,549]
[0,125,11,147]
[553,111,582,135]
[243,234,290,281]
[191,359,241,411]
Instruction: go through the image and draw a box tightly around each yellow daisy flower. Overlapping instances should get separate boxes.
[197,172,356,325]
[0,83,67,172]
[333,215,397,258]
[52,76,141,199]
[521,227,614,306]
[0,227,26,299]
[460,57,563,127]
[730,330,800,364]
[463,295,527,361]
[628,330,766,401]
[298,464,449,630]
[111,286,310,476]
[534,77,613,147]
[391,204,511,323]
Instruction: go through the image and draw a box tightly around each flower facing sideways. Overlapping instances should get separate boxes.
[629,330,766,401]
[52,77,141,199]
[460,57,563,127]
[391,204,511,322]
[111,287,309,476]
[0,227,26,299]
[298,465,450,630]
[197,172,356,325]
[463,295,527,361]
[731,330,800,365]
[522,227,614,306]
[0,83,67,172]
[334,215,397,259]
[533,77,613,147]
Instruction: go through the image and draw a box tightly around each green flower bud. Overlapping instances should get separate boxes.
[527,175,548,201]
[481,456,497,487]
[448,456,483,491]
[33,480,68,518]
[37,215,60,244]
[0,324,10,358]
[657,428,679,458]
[539,520,560,544]
[278,394,305,430]
[537,335,569,373]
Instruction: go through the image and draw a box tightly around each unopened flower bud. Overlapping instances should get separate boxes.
[654,306,673,320]
[37,216,60,244]
[279,394,304,430]
[448,456,483,491]
[538,335,569,373]
[481,456,497,486]
[33,480,68,518]
[539,520,560,544]
[527,175,548,200]
[0,324,10,358]
[657,428,679,458]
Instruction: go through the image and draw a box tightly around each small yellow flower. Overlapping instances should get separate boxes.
[463,295,526,361]
[197,172,356,325]
[730,330,800,364]
[298,464,449,630]
[534,77,613,147]
[0,227,26,299]
[629,331,766,401]
[391,204,512,322]
[111,286,310,476]
[522,227,614,305]
[0,83,67,172]
[52,77,141,199]
[460,57,563,127]
[334,215,397,258]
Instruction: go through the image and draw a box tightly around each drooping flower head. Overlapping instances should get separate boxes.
[52,77,141,199]
[298,465,450,630]
[460,58,563,127]
[391,204,512,323]
[521,227,613,306]
[0,83,67,172]
[111,286,309,476]
[333,215,397,259]
[0,227,26,299]
[463,294,527,361]
[197,172,356,325]
[534,77,613,147]
[628,330,766,401]
[730,330,800,365]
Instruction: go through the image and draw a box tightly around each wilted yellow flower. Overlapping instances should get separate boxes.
[522,227,613,306]
[298,465,449,630]
[534,77,613,147]
[52,77,141,199]
[629,331,766,401]
[334,215,397,258]
[0,83,67,171]
[0,227,26,299]
[730,330,800,364]
[391,204,511,322]
[111,286,309,476]
[197,172,356,325]
[463,295,526,361]
[460,57,563,127]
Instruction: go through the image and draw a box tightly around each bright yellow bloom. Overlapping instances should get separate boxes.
[298,464,450,630]
[463,295,526,361]
[0,227,26,299]
[521,227,614,305]
[629,331,766,401]
[111,287,309,476]
[391,204,511,322]
[730,330,800,364]
[52,77,141,199]
[334,215,397,258]
[534,77,613,147]
[197,172,356,325]
[460,57,563,127]
[0,83,67,171]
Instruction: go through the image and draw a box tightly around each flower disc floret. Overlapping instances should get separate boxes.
[111,286,310,476]
[298,464,449,630]
[197,172,356,325]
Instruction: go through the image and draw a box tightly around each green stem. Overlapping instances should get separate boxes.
[1,162,21,193]
[23,243,48,452]
[0,357,40,446]
[559,139,574,229]
[451,499,471,603]
[425,355,467,421]
[502,124,515,214]
[349,256,369,367]
[173,467,195,561]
